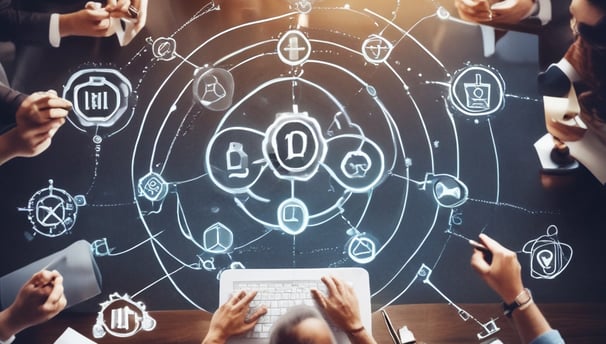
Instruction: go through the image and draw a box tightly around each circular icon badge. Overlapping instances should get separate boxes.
[449,65,505,117]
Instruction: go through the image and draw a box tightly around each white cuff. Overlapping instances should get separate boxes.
[49,13,61,47]
[555,58,581,83]
[0,335,15,344]
[534,0,552,25]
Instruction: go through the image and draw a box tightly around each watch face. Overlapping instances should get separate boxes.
[516,289,532,305]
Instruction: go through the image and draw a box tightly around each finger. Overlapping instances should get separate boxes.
[135,0,147,26]
[85,1,103,10]
[236,290,257,308]
[56,295,68,311]
[470,248,491,273]
[34,270,56,286]
[321,275,337,295]
[478,233,504,251]
[105,0,118,8]
[30,270,48,287]
[330,276,345,294]
[246,306,267,324]
[229,290,247,305]
[310,288,327,308]
[37,99,72,115]
[45,108,70,120]
[47,276,65,304]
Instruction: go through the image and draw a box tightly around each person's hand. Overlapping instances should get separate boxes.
[490,0,536,25]
[0,90,70,164]
[311,275,363,332]
[0,270,66,340]
[105,0,148,36]
[202,290,267,344]
[470,234,525,303]
[58,2,114,38]
[455,0,494,23]
[455,0,535,25]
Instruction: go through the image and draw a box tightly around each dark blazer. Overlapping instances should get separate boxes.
[0,82,26,133]
[6,0,127,93]
[0,0,51,45]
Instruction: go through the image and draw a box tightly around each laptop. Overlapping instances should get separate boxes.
[219,267,371,343]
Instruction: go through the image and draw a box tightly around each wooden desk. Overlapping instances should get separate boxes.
[17,303,606,343]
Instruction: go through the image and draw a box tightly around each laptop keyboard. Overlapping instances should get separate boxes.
[234,279,329,339]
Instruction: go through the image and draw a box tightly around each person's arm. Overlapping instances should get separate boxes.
[57,3,115,40]
[0,0,52,45]
[0,270,67,342]
[0,90,71,165]
[201,290,267,344]
[0,84,26,131]
[471,234,561,344]
[311,276,377,344]
[454,0,546,25]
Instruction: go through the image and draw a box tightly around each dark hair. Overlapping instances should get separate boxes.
[575,1,606,121]
[268,305,335,344]
[587,0,606,12]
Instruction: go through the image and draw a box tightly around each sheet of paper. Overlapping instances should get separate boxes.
[54,327,97,344]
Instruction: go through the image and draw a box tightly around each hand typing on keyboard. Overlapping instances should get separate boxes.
[201,275,377,344]
[201,290,267,344]
[311,275,377,344]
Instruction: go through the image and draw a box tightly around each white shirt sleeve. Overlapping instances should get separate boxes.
[534,0,553,25]
[49,13,61,48]
[0,335,16,344]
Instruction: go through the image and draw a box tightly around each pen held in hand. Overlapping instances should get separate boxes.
[469,239,493,264]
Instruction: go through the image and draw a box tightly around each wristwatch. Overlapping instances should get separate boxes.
[503,288,533,318]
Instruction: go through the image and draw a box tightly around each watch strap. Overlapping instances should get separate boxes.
[503,288,533,318]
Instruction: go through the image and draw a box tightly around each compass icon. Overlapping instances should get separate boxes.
[19,180,86,238]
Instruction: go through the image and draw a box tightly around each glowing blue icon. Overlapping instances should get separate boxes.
[202,222,234,253]
[277,198,309,235]
[138,172,169,202]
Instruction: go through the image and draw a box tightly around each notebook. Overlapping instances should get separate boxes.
[219,267,372,344]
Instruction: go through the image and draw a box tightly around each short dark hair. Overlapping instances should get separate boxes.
[269,305,336,344]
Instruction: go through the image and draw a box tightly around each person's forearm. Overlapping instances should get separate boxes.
[201,336,226,344]
[201,330,228,344]
[0,308,20,341]
[58,13,78,38]
[511,303,553,344]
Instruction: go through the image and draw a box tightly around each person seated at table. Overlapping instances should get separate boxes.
[0,85,71,165]
[538,0,606,168]
[201,275,377,344]
[0,270,67,344]
[471,234,565,344]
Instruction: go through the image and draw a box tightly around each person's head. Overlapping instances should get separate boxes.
[269,305,336,344]
[570,0,606,45]
[568,0,606,122]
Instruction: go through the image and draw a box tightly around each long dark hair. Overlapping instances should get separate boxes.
[576,0,606,121]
